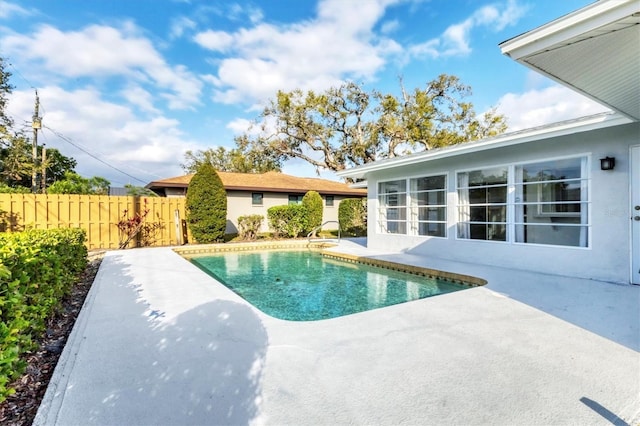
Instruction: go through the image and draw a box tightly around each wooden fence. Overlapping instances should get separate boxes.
[0,194,189,250]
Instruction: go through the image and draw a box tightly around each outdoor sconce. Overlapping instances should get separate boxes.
[600,156,615,171]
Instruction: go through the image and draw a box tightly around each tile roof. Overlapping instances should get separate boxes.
[146,171,366,196]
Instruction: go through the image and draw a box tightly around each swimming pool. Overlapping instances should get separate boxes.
[189,250,481,321]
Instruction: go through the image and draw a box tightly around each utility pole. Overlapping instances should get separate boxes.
[31,90,42,193]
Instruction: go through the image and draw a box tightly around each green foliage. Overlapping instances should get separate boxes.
[237,214,263,241]
[267,204,307,238]
[238,75,507,175]
[302,191,323,235]
[47,172,110,195]
[0,228,88,401]
[0,182,30,193]
[339,198,367,236]
[185,163,227,243]
[182,144,282,174]
[124,184,157,197]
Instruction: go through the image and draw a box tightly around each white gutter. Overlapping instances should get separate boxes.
[337,112,631,179]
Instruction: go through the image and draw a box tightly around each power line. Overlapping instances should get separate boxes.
[43,125,148,185]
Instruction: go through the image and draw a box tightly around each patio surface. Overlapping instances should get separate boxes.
[35,239,640,425]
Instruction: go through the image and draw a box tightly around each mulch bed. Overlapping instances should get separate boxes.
[0,251,105,426]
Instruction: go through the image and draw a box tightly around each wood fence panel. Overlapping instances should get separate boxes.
[0,194,187,250]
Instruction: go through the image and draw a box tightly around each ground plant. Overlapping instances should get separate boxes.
[339,198,367,236]
[267,204,306,238]
[302,191,323,236]
[116,199,164,249]
[185,164,227,243]
[237,214,263,241]
[0,228,87,402]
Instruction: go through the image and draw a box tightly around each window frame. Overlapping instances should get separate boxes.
[325,195,334,207]
[251,192,263,206]
[377,173,448,237]
[454,154,591,248]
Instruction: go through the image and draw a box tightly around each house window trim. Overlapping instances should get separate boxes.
[325,195,335,207]
[376,172,448,238]
[454,153,591,249]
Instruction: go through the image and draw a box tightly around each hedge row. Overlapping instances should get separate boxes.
[0,228,88,402]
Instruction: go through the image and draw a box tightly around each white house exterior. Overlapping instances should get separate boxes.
[337,0,639,285]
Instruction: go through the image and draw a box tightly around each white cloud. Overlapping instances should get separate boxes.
[194,0,403,105]
[169,16,197,39]
[120,85,160,114]
[1,23,203,110]
[409,0,528,59]
[6,86,198,185]
[193,30,234,51]
[496,85,610,131]
[0,1,30,19]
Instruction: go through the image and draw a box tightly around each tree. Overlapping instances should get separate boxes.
[239,74,507,175]
[185,163,227,243]
[47,172,110,195]
[0,57,14,136]
[302,191,323,236]
[182,143,282,174]
[0,134,33,185]
[124,184,157,197]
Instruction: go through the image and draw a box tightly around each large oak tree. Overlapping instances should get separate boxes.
[239,74,507,174]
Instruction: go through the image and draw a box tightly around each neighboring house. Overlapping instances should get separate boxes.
[146,171,366,234]
[337,0,639,285]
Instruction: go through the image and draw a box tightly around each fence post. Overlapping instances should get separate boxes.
[174,209,182,245]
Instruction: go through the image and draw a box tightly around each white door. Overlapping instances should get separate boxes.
[632,146,640,285]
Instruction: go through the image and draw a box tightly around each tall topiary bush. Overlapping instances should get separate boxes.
[186,164,227,243]
[339,198,367,236]
[302,190,323,236]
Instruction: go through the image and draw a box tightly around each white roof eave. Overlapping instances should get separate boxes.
[499,0,639,60]
[336,113,630,179]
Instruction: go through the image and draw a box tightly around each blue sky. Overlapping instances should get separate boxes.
[0,0,607,187]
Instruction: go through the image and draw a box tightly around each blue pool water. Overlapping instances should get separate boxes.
[191,251,470,321]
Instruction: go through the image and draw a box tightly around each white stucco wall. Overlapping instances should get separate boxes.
[365,122,639,284]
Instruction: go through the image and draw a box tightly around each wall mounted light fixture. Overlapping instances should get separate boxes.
[600,156,615,171]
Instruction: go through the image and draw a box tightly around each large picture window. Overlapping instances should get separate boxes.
[457,167,508,241]
[410,175,447,237]
[514,157,588,247]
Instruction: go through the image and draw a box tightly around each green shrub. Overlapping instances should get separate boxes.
[267,205,307,238]
[185,164,227,243]
[237,214,263,241]
[302,190,323,235]
[339,198,367,236]
[0,228,88,401]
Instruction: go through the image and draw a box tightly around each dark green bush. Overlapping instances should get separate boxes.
[185,164,227,243]
[0,228,88,401]
[237,214,263,241]
[339,198,367,236]
[302,190,323,235]
[267,205,307,238]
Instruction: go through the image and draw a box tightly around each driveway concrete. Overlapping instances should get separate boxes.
[35,240,639,425]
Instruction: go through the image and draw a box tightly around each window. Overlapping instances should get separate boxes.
[252,192,263,206]
[325,195,334,207]
[514,157,588,247]
[378,180,407,234]
[457,167,508,241]
[288,194,304,205]
[410,175,447,237]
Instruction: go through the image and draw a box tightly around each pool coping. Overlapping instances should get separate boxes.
[173,240,487,288]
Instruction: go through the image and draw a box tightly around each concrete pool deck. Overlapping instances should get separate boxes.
[35,239,639,425]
